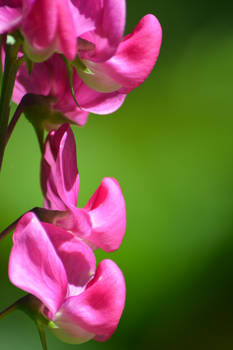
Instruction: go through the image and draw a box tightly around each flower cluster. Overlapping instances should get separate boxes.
[1,0,162,127]
[8,123,126,344]
[0,0,162,348]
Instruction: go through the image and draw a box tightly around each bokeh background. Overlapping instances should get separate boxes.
[1,1,233,349]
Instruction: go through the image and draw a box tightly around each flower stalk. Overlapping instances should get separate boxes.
[0,295,29,321]
[0,207,67,242]
[0,217,19,242]
[0,34,21,171]
[0,294,49,350]
[36,321,48,350]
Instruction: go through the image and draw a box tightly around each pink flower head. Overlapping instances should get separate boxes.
[12,8,162,125]
[76,14,162,94]
[9,212,126,344]
[41,124,126,252]
[0,0,77,61]
[13,53,125,127]
[0,0,126,62]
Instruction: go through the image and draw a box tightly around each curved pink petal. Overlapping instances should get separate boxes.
[13,61,51,104]
[42,124,79,210]
[54,207,92,238]
[49,124,79,207]
[65,108,89,126]
[69,0,95,38]
[41,156,67,211]
[49,321,95,344]
[84,178,126,252]
[76,58,122,93]
[43,222,96,296]
[9,212,68,317]
[55,0,77,60]
[80,15,162,94]
[13,54,66,104]
[74,76,126,114]
[21,0,77,60]
[74,0,126,62]
[53,260,126,342]
[21,0,57,59]
[0,0,33,33]
[0,5,22,33]
[106,14,162,93]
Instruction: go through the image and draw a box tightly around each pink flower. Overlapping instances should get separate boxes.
[9,212,126,344]
[12,12,162,125]
[0,0,76,61]
[13,53,125,127]
[0,0,126,62]
[41,124,126,252]
[76,14,162,94]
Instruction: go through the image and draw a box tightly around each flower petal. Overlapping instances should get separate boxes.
[9,212,68,317]
[55,207,92,238]
[13,60,52,104]
[105,14,162,93]
[56,0,77,60]
[74,76,126,114]
[0,5,22,33]
[84,178,126,252]
[0,0,33,33]
[21,0,58,60]
[80,14,162,93]
[65,108,89,126]
[69,0,97,38]
[43,222,96,296]
[52,259,126,343]
[76,58,122,93]
[75,0,126,62]
[21,0,77,61]
[42,124,79,210]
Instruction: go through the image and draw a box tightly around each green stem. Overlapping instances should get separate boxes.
[0,295,29,321]
[1,294,49,350]
[34,125,45,154]
[36,321,48,350]
[0,36,3,86]
[6,93,47,151]
[5,97,25,146]
[0,207,66,242]
[0,35,21,171]
[0,216,19,241]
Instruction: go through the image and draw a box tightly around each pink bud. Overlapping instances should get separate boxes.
[41,124,126,252]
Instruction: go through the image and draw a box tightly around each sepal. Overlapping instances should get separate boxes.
[21,94,73,132]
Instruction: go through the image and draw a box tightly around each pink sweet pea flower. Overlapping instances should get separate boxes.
[76,14,162,94]
[9,212,126,344]
[0,0,77,61]
[13,53,125,127]
[0,0,126,62]
[12,12,161,125]
[41,123,126,252]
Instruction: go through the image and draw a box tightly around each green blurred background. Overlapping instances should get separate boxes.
[1,1,233,349]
